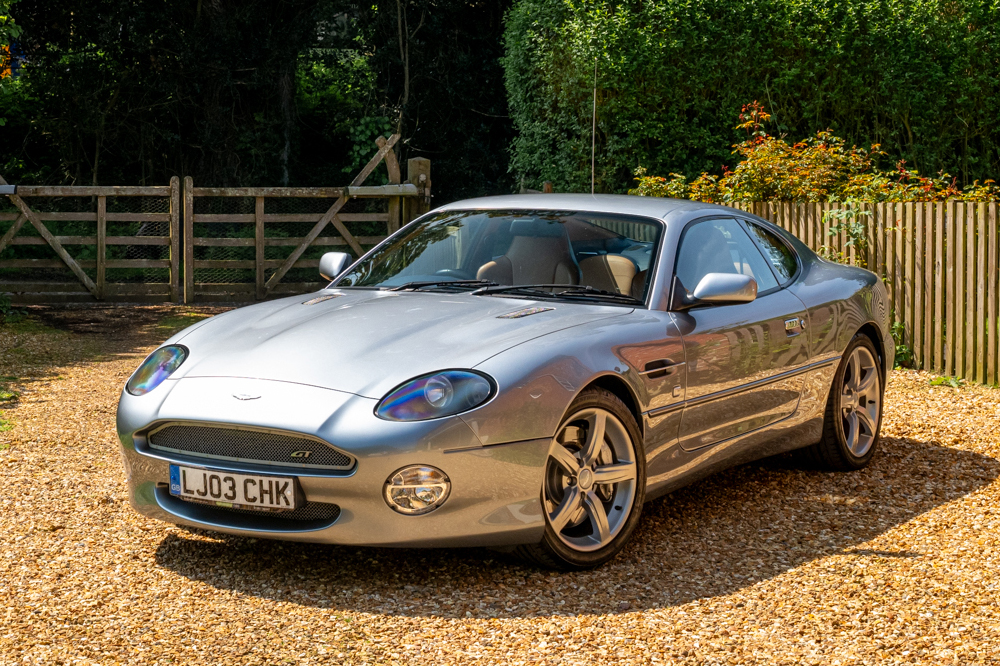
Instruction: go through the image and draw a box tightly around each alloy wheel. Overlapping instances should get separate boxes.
[840,345,881,457]
[543,408,638,552]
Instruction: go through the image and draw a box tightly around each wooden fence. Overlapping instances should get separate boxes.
[732,201,1000,386]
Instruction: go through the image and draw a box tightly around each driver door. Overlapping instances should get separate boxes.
[672,217,810,451]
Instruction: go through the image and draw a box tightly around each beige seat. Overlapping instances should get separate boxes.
[630,270,648,300]
[579,254,637,294]
[477,221,580,285]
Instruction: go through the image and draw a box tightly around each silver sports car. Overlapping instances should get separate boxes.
[117,194,893,569]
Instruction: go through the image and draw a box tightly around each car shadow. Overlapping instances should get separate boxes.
[153,436,998,618]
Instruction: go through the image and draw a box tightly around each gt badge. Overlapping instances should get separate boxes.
[290,450,312,459]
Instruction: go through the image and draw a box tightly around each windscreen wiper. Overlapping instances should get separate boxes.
[554,285,644,305]
[471,283,643,305]
[388,279,498,292]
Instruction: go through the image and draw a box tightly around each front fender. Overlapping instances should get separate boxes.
[463,309,673,445]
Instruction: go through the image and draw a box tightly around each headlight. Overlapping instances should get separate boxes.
[126,345,188,396]
[376,370,494,421]
[383,465,451,515]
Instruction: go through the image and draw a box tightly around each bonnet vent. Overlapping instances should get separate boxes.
[497,306,555,319]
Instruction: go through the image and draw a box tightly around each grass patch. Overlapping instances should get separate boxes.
[0,410,12,433]
[1,315,67,336]
[930,376,965,389]
[157,312,214,336]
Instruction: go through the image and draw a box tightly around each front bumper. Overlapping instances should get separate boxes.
[117,377,548,547]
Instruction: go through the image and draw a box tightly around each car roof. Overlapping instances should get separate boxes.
[434,193,736,220]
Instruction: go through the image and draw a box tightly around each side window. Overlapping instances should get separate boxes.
[745,222,798,283]
[674,218,779,293]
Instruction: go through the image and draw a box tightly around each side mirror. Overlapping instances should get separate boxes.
[319,252,351,281]
[692,273,757,304]
[670,273,757,310]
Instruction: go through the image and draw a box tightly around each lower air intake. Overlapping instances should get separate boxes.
[190,499,342,522]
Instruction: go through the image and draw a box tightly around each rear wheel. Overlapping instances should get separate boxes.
[803,334,884,470]
[515,388,645,569]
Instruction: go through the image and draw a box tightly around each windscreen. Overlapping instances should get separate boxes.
[335,210,663,300]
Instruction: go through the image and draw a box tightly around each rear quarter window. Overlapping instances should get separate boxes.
[745,222,798,283]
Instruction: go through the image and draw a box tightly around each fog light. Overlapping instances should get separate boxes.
[383,465,451,515]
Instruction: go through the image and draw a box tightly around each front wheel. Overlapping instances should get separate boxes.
[515,388,646,569]
[804,333,884,470]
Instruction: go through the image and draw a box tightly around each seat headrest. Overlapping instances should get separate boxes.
[508,219,568,238]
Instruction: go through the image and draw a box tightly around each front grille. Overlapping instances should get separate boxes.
[184,499,342,522]
[148,425,354,470]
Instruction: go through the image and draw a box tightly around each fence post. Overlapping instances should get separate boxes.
[255,196,265,301]
[406,157,432,221]
[183,176,194,304]
[377,135,403,234]
[96,195,106,300]
[169,176,181,303]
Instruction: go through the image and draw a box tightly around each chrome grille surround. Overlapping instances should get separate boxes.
[147,424,354,470]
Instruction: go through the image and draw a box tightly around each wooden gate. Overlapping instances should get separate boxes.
[182,135,430,303]
[0,176,181,302]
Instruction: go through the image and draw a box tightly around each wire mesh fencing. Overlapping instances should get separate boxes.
[0,180,180,302]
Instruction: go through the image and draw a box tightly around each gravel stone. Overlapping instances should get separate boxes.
[2,305,999,665]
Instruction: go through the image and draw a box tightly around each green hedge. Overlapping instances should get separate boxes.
[503,0,1000,194]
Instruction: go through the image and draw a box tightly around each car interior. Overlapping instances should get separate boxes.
[471,216,657,299]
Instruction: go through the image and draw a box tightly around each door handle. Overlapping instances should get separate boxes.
[784,318,805,335]
[639,359,685,379]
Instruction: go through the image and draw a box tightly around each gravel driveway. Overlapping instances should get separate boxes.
[2,305,999,665]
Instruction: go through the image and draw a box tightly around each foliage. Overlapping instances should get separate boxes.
[891,320,914,369]
[0,380,17,403]
[0,0,21,127]
[929,375,964,388]
[0,0,514,201]
[355,0,515,201]
[631,103,1000,204]
[0,292,24,324]
[504,0,1000,194]
[0,0,20,46]
[820,204,873,269]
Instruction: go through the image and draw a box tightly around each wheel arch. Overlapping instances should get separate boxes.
[856,321,888,381]
[581,373,644,439]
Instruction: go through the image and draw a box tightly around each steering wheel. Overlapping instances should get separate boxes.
[434,269,474,280]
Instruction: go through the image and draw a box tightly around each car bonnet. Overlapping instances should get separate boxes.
[166,289,631,398]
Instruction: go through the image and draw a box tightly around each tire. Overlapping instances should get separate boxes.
[802,333,884,471]
[514,387,646,570]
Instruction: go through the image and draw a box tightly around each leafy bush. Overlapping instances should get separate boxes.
[630,102,1000,204]
[504,0,1000,194]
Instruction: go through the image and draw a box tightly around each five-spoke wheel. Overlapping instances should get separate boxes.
[840,345,881,457]
[516,388,645,569]
[805,333,885,470]
[544,407,638,552]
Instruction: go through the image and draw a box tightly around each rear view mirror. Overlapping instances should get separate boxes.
[319,252,351,281]
[670,272,757,310]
